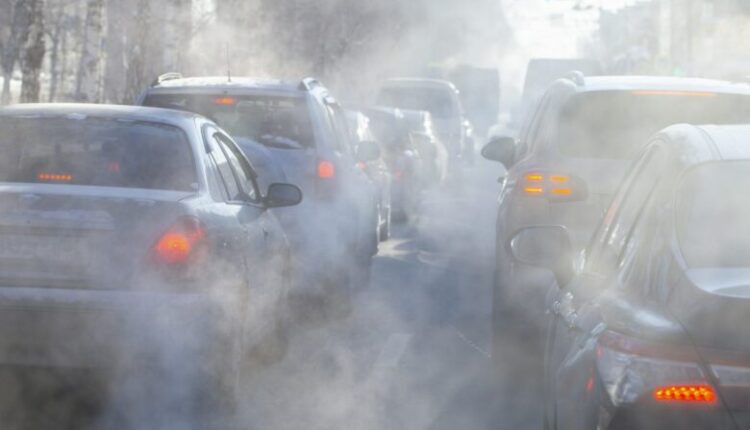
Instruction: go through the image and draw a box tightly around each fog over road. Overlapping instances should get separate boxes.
[237,161,540,430]
[0,161,543,430]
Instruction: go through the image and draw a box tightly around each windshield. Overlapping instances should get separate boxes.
[0,117,197,191]
[677,162,750,268]
[377,87,456,118]
[558,91,750,159]
[143,93,314,149]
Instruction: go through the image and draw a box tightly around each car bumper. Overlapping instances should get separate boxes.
[0,286,230,369]
[604,403,740,430]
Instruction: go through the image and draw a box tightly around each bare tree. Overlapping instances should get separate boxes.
[0,0,31,104]
[20,0,45,102]
[74,0,103,102]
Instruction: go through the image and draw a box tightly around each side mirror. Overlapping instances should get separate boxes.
[508,225,574,286]
[356,140,381,162]
[264,183,303,208]
[481,136,515,167]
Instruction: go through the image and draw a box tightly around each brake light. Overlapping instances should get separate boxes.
[37,172,73,182]
[525,173,544,182]
[653,385,716,403]
[523,186,544,195]
[152,218,205,265]
[214,96,236,105]
[631,90,717,97]
[317,160,336,179]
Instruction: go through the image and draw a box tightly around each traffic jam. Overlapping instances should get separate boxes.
[2,0,750,429]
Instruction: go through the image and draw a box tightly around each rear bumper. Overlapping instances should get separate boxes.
[605,403,738,430]
[0,286,229,369]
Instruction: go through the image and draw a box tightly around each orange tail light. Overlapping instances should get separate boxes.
[521,172,573,198]
[653,385,716,403]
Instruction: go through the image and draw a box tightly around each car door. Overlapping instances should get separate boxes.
[216,131,290,287]
[545,146,667,429]
[205,127,281,330]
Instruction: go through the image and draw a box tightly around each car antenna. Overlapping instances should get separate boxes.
[225,44,232,82]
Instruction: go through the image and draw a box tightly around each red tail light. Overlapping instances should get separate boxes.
[317,160,336,179]
[152,217,205,265]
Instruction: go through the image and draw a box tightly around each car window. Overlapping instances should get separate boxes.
[0,116,197,191]
[204,127,241,201]
[557,91,750,159]
[215,133,259,202]
[517,94,551,159]
[616,191,660,295]
[586,146,665,273]
[143,93,313,150]
[325,102,353,155]
[676,161,750,268]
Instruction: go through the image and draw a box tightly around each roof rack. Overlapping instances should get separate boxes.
[151,72,183,87]
[299,77,321,91]
[564,70,585,86]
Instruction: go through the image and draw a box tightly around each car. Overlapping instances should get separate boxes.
[345,109,392,241]
[483,75,750,357]
[510,124,750,430]
[517,58,601,129]
[366,106,424,222]
[0,103,302,415]
[401,109,449,186]
[376,78,473,170]
[137,74,381,314]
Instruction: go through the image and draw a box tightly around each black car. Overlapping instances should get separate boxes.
[0,104,301,414]
[509,124,750,429]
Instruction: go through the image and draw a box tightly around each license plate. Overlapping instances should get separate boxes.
[0,234,80,262]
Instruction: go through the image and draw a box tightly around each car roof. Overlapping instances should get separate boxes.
[696,124,750,161]
[380,78,458,91]
[656,124,750,168]
[0,103,202,129]
[577,75,750,96]
[148,76,306,94]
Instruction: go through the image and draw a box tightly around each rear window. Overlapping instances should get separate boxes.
[0,116,197,191]
[677,162,750,268]
[377,87,456,118]
[143,93,313,149]
[558,91,750,159]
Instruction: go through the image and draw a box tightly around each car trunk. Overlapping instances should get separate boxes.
[672,270,750,417]
[0,185,195,290]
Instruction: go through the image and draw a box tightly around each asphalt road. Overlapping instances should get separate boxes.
[237,161,542,430]
[0,160,543,430]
